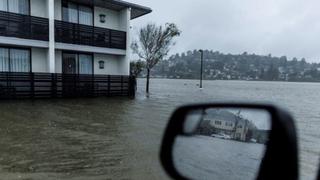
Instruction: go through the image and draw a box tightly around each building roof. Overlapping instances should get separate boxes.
[205,110,238,122]
[73,0,152,19]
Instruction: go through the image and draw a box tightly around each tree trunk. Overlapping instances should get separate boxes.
[146,68,150,94]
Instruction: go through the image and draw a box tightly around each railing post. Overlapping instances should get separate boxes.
[108,30,112,48]
[92,74,95,97]
[6,72,9,98]
[75,74,78,97]
[121,76,124,96]
[51,73,57,98]
[31,72,35,99]
[29,16,32,39]
[107,75,111,96]
[129,76,136,99]
[92,26,94,47]
[73,23,76,44]
[6,12,9,37]
[6,72,9,91]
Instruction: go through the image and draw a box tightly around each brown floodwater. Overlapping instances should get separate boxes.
[0,79,320,180]
[0,92,171,179]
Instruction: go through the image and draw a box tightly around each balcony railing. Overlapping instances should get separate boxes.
[0,72,136,99]
[55,20,127,50]
[0,11,49,41]
[0,12,126,49]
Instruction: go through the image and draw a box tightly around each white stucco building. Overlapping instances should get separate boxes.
[0,0,151,75]
[204,110,253,141]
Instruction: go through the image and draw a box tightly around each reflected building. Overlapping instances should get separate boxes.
[197,110,258,142]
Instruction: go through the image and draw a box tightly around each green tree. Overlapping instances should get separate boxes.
[266,65,279,81]
[130,60,145,77]
[131,23,181,94]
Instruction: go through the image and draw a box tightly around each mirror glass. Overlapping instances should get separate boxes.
[173,107,272,180]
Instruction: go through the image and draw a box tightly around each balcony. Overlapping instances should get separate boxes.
[55,20,127,50]
[0,11,49,41]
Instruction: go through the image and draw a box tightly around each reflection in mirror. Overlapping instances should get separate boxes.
[173,108,271,180]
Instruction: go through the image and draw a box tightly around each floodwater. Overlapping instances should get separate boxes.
[173,136,265,180]
[0,79,319,179]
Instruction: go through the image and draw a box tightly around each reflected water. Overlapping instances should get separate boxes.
[174,136,266,180]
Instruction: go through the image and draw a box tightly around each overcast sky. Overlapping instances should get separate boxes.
[130,0,320,62]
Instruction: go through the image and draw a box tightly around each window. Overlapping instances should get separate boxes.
[0,0,29,15]
[225,122,233,127]
[236,133,241,138]
[0,47,30,72]
[215,121,222,125]
[62,0,93,26]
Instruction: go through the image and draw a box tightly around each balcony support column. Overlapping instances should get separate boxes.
[126,8,132,76]
[48,0,55,73]
[119,7,131,75]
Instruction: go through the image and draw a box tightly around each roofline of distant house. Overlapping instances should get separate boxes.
[111,0,152,19]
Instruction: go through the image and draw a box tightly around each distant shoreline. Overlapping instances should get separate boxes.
[137,77,320,83]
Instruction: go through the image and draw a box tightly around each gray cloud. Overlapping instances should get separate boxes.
[130,0,320,62]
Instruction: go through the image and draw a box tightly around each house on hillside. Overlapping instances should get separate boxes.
[0,0,151,99]
[197,110,257,142]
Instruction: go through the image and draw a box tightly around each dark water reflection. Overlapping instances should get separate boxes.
[0,79,319,180]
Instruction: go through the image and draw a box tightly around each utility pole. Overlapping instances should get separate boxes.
[199,49,204,89]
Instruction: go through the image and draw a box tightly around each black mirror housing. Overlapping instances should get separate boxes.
[160,103,298,180]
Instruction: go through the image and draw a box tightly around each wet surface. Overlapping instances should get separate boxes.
[0,99,138,179]
[0,79,319,179]
[173,136,265,180]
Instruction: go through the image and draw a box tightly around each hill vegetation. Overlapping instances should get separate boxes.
[147,50,320,82]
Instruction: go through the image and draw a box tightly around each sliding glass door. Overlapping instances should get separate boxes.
[10,49,30,72]
[62,0,93,26]
[78,6,93,25]
[62,53,77,74]
[0,47,30,72]
[0,0,7,12]
[62,2,78,24]
[79,54,93,74]
[62,52,93,75]
[9,0,29,15]
[0,0,30,15]
[0,48,8,72]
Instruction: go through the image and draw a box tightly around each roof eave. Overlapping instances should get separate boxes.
[71,0,152,19]
[110,0,152,19]
[131,9,152,20]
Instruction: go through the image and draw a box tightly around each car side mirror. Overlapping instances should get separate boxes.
[160,103,298,180]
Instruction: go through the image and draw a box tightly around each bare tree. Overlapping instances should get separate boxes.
[233,110,242,140]
[131,23,181,94]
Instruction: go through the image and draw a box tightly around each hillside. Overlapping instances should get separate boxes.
[149,50,320,82]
